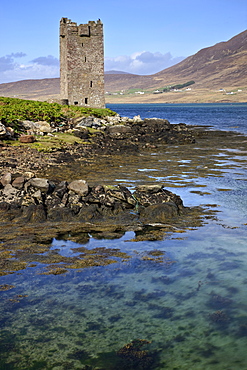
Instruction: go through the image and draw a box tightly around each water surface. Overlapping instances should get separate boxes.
[1,103,247,369]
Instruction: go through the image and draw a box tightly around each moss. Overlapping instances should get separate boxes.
[0,284,15,291]
[42,267,68,275]
[147,250,165,257]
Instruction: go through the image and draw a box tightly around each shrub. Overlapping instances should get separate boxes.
[0,97,116,125]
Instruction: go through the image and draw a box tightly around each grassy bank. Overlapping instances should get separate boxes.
[0,96,116,125]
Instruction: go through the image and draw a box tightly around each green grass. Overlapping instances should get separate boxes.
[0,96,116,126]
[4,132,90,152]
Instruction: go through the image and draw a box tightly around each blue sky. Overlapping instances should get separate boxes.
[0,0,246,83]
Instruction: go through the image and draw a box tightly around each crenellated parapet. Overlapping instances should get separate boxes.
[60,18,105,108]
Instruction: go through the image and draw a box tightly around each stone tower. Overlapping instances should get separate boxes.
[60,18,105,108]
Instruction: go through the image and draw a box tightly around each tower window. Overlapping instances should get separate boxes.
[85,56,87,62]
[90,81,93,87]
[74,101,78,105]
[85,98,88,105]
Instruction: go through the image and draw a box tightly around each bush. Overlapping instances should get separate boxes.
[163,81,195,92]
[0,97,116,125]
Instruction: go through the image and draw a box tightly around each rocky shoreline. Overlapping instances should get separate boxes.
[0,115,195,175]
[0,171,185,226]
[0,114,201,236]
[1,113,234,276]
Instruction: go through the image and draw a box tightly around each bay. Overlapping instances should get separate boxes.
[0,103,247,369]
[107,102,247,134]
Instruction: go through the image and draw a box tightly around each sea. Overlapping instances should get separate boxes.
[0,103,247,369]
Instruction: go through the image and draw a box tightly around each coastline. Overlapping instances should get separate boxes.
[105,88,247,104]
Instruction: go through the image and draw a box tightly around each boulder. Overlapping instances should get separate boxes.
[20,120,36,130]
[106,115,121,124]
[68,180,89,196]
[36,121,52,134]
[19,120,51,135]
[0,123,7,138]
[133,115,143,123]
[1,172,12,187]
[12,176,25,190]
[23,172,35,180]
[73,127,89,139]
[19,135,36,143]
[0,171,188,228]
[139,202,179,224]
[75,116,95,128]
[6,127,15,138]
[1,184,19,203]
[133,185,184,210]
[26,178,50,193]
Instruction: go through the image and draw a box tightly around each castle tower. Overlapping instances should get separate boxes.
[60,18,105,108]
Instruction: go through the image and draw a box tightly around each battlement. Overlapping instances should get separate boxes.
[59,18,105,108]
[60,18,103,37]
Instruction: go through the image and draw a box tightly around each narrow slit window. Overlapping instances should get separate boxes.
[90,81,93,87]
[85,98,88,105]
[85,56,87,62]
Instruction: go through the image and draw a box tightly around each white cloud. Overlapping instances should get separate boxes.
[0,50,185,83]
[31,55,59,66]
[105,51,185,75]
[0,53,60,83]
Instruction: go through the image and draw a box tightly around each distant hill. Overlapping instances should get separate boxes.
[105,30,247,92]
[105,70,134,75]
[0,78,60,101]
[0,30,246,103]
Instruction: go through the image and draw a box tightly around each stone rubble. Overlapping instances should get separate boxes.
[0,172,185,226]
[0,114,195,145]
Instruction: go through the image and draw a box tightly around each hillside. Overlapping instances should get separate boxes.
[0,30,246,103]
[0,78,60,101]
[106,30,247,90]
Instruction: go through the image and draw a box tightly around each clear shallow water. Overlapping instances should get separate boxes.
[1,104,247,369]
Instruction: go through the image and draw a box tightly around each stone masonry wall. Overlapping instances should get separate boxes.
[60,18,105,109]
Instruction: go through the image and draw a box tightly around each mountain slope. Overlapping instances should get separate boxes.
[0,78,60,100]
[153,29,247,87]
[105,29,247,92]
[0,30,246,103]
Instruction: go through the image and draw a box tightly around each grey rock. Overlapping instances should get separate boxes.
[68,180,89,196]
[0,122,7,137]
[23,171,35,180]
[12,176,25,189]
[36,121,52,133]
[133,115,143,123]
[21,120,36,130]
[139,202,179,224]
[1,173,12,187]
[20,120,51,134]
[135,184,163,193]
[2,184,18,198]
[26,178,50,192]
[32,190,42,201]
[55,181,68,199]
[76,116,95,128]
